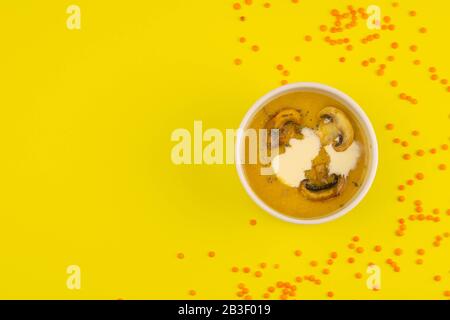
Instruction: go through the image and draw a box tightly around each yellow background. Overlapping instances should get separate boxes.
[0,0,449,299]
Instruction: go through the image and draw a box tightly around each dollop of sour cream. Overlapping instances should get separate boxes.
[325,142,361,177]
[271,128,361,188]
[271,128,321,187]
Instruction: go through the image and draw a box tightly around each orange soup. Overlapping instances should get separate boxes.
[243,91,369,219]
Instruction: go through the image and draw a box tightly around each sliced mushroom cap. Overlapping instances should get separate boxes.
[265,108,303,147]
[299,174,345,201]
[317,107,354,152]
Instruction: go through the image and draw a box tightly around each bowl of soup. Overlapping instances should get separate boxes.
[235,82,378,224]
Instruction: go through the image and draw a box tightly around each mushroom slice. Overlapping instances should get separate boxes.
[299,174,345,201]
[266,108,303,147]
[317,107,354,152]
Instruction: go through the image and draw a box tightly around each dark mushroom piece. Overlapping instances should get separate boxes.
[265,108,303,148]
[299,153,345,201]
[299,174,345,201]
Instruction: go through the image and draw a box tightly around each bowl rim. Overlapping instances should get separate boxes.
[235,82,379,225]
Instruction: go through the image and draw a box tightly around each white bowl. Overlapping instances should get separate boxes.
[235,82,378,224]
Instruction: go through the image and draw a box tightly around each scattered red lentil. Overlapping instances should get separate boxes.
[249,219,257,226]
[415,173,424,180]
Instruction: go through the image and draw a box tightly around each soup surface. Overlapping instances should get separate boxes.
[243,91,369,219]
